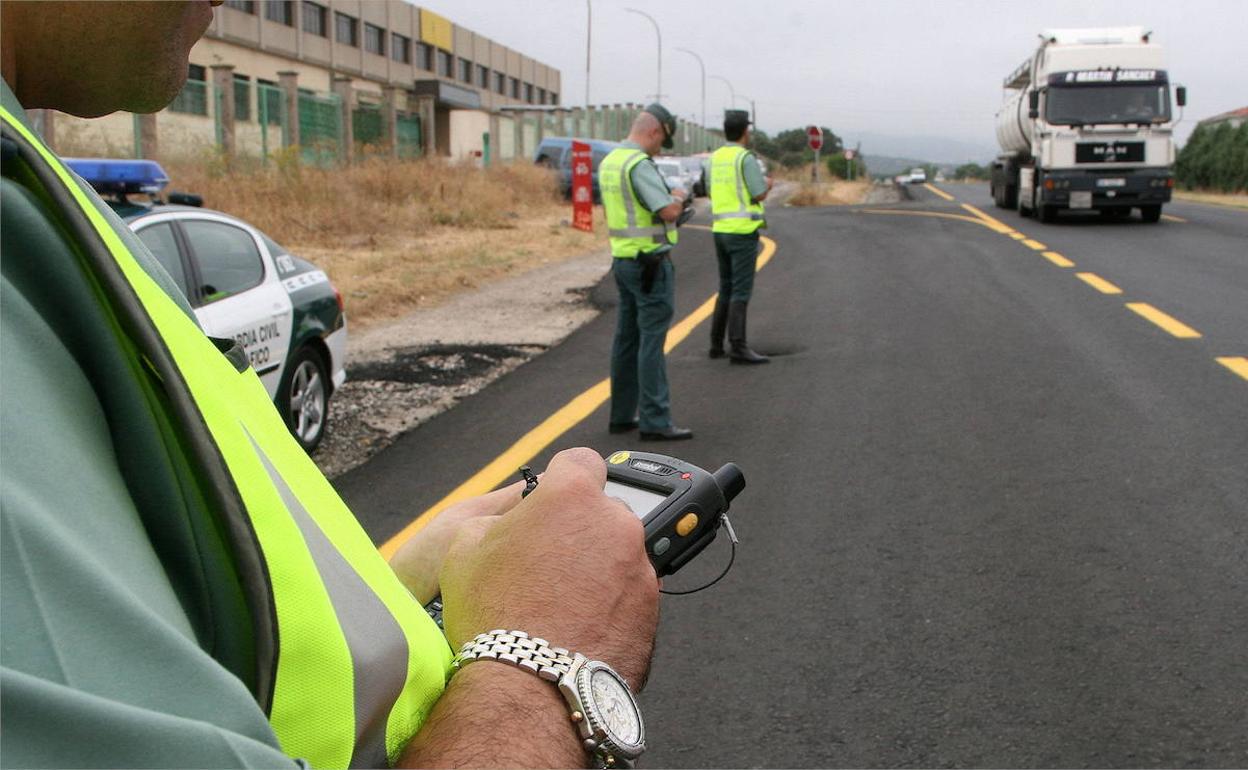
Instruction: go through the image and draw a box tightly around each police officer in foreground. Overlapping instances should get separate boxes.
[708,109,774,364]
[600,104,694,441]
[0,2,658,768]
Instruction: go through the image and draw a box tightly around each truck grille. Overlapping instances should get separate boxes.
[1076,142,1145,163]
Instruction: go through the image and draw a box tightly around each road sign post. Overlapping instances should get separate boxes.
[844,149,854,181]
[807,125,823,183]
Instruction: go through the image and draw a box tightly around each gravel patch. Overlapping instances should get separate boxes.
[313,247,612,478]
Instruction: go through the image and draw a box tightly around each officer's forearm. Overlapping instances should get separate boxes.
[397,662,586,768]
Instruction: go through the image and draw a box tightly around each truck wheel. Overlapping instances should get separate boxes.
[278,345,330,453]
[1140,205,1162,223]
[1003,184,1017,209]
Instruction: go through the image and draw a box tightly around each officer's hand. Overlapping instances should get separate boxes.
[440,447,660,690]
[672,187,689,201]
[389,479,528,605]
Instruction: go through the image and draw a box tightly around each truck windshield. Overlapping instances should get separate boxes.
[1046,84,1171,126]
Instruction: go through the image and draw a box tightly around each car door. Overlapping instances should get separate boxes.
[179,216,294,397]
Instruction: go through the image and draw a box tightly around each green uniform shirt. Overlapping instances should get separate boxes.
[1,81,299,768]
[620,140,678,214]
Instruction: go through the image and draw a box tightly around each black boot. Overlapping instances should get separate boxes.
[709,297,728,358]
[728,301,769,364]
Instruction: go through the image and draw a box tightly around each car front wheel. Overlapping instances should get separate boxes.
[279,345,330,453]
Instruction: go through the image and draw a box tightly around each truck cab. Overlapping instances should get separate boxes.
[992,27,1183,223]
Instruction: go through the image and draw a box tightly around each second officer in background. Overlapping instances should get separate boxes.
[600,103,693,441]
[708,109,773,363]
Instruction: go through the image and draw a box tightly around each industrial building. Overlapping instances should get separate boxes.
[36,1,566,163]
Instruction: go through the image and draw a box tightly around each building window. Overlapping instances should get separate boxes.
[495,71,506,95]
[524,83,534,103]
[263,0,292,25]
[335,12,357,47]
[509,77,519,99]
[550,91,558,105]
[364,23,384,55]
[436,49,452,77]
[225,0,256,13]
[458,58,472,84]
[477,64,489,89]
[301,1,326,36]
[391,33,411,63]
[234,74,252,122]
[537,87,546,105]
[415,42,432,71]
[169,64,209,116]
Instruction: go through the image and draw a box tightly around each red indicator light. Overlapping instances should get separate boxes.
[681,473,691,480]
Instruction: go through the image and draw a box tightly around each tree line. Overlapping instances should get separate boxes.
[1175,121,1248,193]
[750,126,868,180]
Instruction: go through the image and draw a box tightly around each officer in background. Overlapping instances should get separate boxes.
[0,3,658,768]
[708,109,774,364]
[599,103,694,441]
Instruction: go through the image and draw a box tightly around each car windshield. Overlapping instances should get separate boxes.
[1046,84,1171,126]
[656,161,682,175]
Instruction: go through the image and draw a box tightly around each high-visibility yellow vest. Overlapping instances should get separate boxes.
[709,144,765,234]
[0,106,450,769]
[599,147,677,258]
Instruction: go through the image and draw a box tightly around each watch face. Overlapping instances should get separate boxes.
[589,668,643,747]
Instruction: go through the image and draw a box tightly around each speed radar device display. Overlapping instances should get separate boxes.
[991,27,1184,223]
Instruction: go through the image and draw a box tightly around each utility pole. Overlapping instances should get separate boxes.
[625,8,661,102]
[585,0,592,107]
[675,47,705,137]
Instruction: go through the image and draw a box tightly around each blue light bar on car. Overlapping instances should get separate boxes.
[63,158,170,195]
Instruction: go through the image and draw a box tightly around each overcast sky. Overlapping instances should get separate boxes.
[417,0,1245,158]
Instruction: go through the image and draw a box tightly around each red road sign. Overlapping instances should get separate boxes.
[807,125,823,151]
[844,149,854,160]
[570,140,593,233]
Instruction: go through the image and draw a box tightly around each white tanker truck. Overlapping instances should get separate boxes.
[990,27,1185,223]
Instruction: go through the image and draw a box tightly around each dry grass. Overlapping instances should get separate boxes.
[162,155,605,328]
[786,179,872,207]
[1174,189,1248,209]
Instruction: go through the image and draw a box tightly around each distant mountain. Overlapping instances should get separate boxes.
[847,131,997,166]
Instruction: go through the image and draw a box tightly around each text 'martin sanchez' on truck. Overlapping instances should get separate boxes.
[991,27,1186,224]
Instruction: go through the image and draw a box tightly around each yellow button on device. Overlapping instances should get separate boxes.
[676,513,699,537]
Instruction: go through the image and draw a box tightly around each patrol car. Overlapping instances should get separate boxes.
[66,158,347,453]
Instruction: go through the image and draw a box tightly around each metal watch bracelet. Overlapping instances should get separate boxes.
[451,629,577,681]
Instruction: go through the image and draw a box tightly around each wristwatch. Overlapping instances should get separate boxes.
[452,630,646,767]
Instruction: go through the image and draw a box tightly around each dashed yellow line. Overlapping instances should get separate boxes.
[959,204,1016,234]
[1126,303,1203,339]
[860,209,993,228]
[1076,273,1124,294]
[923,183,956,202]
[378,236,778,557]
[1160,214,1187,223]
[1042,251,1075,268]
[1008,232,1027,240]
[1021,239,1048,251]
[1216,357,1248,381]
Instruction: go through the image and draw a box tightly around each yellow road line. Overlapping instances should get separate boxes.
[923,183,956,202]
[859,208,994,228]
[1160,214,1187,223]
[1042,251,1075,268]
[378,236,778,557]
[1022,239,1047,251]
[1216,357,1248,381]
[1076,272,1123,294]
[959,203,1016,234]
[1126,303,1202,339]
[1008,232,1027,240]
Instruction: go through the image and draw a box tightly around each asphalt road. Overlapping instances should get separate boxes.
[336,185,1247,767]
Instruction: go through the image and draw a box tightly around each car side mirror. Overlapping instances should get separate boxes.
[1176,86,1187,108]
[1028,90,1040,119]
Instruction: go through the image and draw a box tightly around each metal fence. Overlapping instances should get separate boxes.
[396,113,422,158]
[298,90,343,166]
[256,83,289,161]
[352,103,384,151]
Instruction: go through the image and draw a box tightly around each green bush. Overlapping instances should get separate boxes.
[1176,122,1248,192]
[825,153,867,179]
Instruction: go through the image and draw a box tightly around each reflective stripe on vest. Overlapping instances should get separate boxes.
[0,107,451,769]
[709,145,765,234]
[599,147,677,257]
